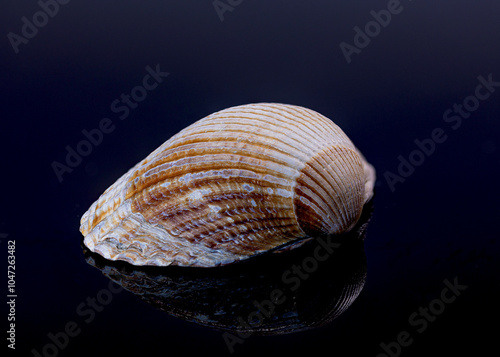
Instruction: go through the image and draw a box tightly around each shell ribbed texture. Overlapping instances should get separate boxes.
[80,103,375,267]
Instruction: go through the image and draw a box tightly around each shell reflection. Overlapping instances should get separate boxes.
[83,203,372,335]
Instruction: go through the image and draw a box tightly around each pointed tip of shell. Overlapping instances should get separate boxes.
[362,160,376,203]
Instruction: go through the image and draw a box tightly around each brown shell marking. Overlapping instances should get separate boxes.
[80,103,375,267]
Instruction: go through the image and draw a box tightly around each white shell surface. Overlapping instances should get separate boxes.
[80,103,375,267]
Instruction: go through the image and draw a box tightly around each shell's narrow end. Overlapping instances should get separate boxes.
[363,163,376,205]
[358,151,376,204]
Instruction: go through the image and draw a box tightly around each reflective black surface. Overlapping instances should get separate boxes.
[83,203,371,337]
[2,1,500,356]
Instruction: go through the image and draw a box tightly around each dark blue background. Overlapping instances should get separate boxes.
[1,1,499,356]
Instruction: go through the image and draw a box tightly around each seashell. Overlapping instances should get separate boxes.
[83,204,371,335]
[80,103,375,267]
